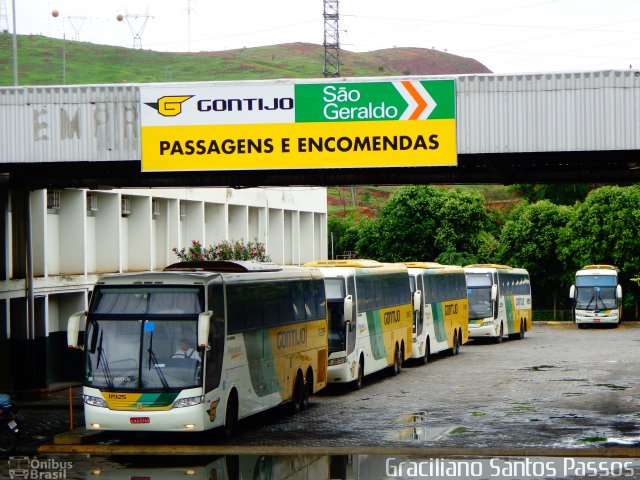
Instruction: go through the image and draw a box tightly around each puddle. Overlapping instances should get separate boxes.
[395,411,459,442]
[563,392,585,397]
[448,427,469,434]
[595,383,630,390]
[519,365,556,371]
[551,378,588,382]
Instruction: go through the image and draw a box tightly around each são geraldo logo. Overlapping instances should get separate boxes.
[145,95,193,117]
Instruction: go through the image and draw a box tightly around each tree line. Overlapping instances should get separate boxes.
[328,184,640,319]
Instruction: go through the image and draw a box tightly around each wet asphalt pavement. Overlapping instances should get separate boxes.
[10,322,640,452]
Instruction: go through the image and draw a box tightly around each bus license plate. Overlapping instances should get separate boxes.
[130,417,150,424]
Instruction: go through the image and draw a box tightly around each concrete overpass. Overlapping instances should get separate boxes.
[1,69,639,188]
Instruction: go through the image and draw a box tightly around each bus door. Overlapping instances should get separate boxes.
[325,277,356,357]
[410,275,424,338]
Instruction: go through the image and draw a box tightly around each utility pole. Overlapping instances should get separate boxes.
[323,0,340,77]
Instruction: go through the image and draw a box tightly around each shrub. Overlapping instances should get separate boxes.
[172,239,270,262]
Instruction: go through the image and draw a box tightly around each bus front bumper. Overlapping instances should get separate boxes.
[575,314,619,325]
[468,321,500,338]
[327,358,357,384]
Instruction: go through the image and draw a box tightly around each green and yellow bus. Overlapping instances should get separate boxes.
[67,260,328,436]
[303,259,413,389]
[464,264,532,342]
[402,262,469,362]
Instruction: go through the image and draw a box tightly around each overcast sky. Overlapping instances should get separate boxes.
[8,0,640,74]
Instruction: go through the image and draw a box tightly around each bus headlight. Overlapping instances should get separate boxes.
[481,320,493,326]
[173,396,204,408]
[83,395,108,408]
[328,356,347,366]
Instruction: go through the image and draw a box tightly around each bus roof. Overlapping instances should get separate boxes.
[164,260,282,272]
[304,259,383,268]
[581,264,618,271]
[96,261,322,286]
[400,262,464,274]
[400,261,445,269]
[464,263,513,269]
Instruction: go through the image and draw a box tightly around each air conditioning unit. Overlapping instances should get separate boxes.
[47,190,61,210]
[121,196,131,216]
[87,192,98,213]
[152,198,160,216]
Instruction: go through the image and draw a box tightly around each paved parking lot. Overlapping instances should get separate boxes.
[19,321,640,454]
[226,321,640,450]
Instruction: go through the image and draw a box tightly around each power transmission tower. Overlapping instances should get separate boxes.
[125,12,152,49]
[67,16,87,41]
[0,0,9,33]
[323,0,340,77]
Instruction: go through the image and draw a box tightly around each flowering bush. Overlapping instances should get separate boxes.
[172,239,270,262]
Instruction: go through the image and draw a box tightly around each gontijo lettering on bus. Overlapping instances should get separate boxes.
[140,78,456,172]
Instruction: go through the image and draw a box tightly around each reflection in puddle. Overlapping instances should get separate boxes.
[76,454,640,479]
[519,365,557,371]
[394,411,458,442]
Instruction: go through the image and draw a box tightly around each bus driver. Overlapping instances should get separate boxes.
[172,338,197,359]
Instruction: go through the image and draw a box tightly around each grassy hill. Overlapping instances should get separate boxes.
[0,34,491,86]
[328,185,521,219]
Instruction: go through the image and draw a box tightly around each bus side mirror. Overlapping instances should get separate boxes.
[491,284,498,301]
[616,285,622,300]
[569,285,575,299]
[198,311,212,348]
[67,311,86,349]
[344,295,353,323]
[413,290,422,312]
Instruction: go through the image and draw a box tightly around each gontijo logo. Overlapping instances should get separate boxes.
[145,95,193,117]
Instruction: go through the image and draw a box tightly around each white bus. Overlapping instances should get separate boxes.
[304,260,414,390]
[570,265,622,328]
[67,260,328,436]
[464,264,532,342]
[403,262,469,363]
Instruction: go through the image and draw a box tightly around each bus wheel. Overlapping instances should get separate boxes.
[452,330,460,355]
[291,372,305,414]
[391,344,402,376]
[419,339,430,365]
[495,323,504,343]
[222,392,238,439]
[352,358,364,390]
[302,369,313,410]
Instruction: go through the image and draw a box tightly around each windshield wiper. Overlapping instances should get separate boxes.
[147,332,170,390]
[96,330,114,389]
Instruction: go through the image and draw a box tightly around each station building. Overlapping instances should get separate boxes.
[0,186,327,394]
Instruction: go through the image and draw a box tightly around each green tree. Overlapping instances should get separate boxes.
[327,214,360,258]
[508,183,592,205]
[495,200,573,310]
[355,185,494,263]
[557,185,640,319]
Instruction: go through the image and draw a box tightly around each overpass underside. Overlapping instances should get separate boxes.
[3,150,639,189]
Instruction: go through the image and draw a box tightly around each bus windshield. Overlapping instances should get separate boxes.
[86,286,204,391]
[466,273,493,320]
[575,286,617,310]
[85,318,202,391]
